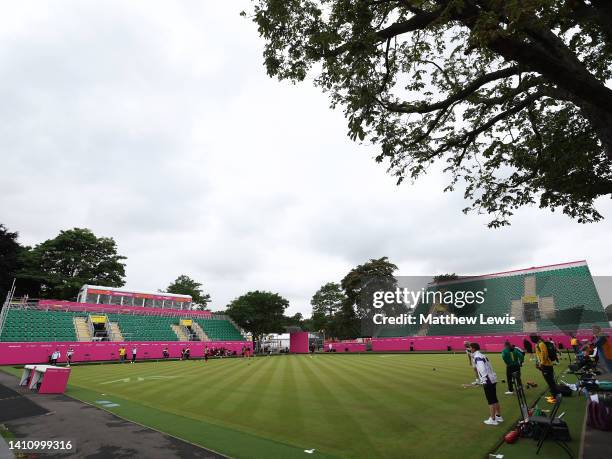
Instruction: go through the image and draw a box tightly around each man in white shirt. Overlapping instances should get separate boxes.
[465,341,479,384]
[51,349,60,366]
[131,347,137,363]
[470,342,503,426]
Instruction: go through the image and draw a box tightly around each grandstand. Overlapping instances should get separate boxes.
[377,260,609,338]
[0,296,246,346]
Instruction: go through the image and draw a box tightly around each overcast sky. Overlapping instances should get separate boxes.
[1,1,611,316]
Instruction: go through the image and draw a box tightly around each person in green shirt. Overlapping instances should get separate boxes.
[501,341,524,394]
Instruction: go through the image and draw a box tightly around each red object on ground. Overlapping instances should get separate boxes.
[504,430,519,444]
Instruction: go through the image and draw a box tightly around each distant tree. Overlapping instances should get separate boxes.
[284,312,305,329]
[342,257,399,319]
[433,274,459,283]
[166,275,211,308]
[340,257,399,338]
[0,224,24,303]
[250,1,612,227]
[310,282,347,338]
[18,228,126,300]
[330,302,361,340]
[226,290,290,346]
[311,282,346,317]
[301,316,315,332]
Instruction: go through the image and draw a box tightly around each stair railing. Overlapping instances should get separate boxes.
[0,280,16,337]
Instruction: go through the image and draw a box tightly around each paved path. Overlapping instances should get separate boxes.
[0,371,225,459]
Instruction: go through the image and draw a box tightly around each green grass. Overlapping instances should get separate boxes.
[31,353,580,459]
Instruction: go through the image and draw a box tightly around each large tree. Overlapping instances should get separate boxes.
[0,224,24,304]
[340,256,399,337]
[310,281,347,337]
[166,274,211,308]
[225,290,290,345]
[249,0,612,227]
[19,228,126,300]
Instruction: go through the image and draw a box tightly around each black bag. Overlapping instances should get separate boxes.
[544,341,558,362]
[556,384,573,397]
[568,363,581,373]
[530,416,571,441]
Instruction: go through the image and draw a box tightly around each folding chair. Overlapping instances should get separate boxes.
[530,395,573,458]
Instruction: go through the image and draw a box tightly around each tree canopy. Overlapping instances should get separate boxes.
[225,290,290,340]
[341,256,399,319]
[250,0,612,227]
[0,224,23,303]
[310,281,347,337]
[166,274,211,308]
[18,228,126,300]
[433,273,459,283]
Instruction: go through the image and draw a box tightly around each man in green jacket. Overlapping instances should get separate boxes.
[501,341,524,394]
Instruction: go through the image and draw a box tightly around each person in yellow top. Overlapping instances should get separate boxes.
[119,346,126,363]
[531,335,559,401]
[570,335,579,353]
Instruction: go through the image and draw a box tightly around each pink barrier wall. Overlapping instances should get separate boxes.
[326,329,611,353]
[0,340,252,365]
[289,332,309,353]
[37,300,213,318]
[328,342,367,353]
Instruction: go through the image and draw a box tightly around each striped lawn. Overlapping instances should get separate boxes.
[61,353,580,458]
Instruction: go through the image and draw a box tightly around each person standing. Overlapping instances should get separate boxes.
[131,346,137,363]
[531,335,560,402]
[570,335,579,354]
[523,338,534,360]
[501,342,524,394]
[470,342,503,425]
[119,346,126,362]
[593,325,612,373]
[66,348,74,366]
[51,349,60,366]
[465,341,479,384]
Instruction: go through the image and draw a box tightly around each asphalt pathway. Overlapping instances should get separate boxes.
[0,371,225,459]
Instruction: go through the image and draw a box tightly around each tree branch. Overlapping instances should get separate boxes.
[435,91,544,154]
[386,65,519,114]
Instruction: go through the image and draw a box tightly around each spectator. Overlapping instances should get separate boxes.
[531,335,560,402]
[51,349,60,366]
[501,341,524,394]
[162,347,169,359]
[470,342,502,426]
[131,346,137,363]
[119,346,126,362]
[592,325,612,373]
[570,335,579,353]
[66,348,74,366]
[523,338,534,359]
